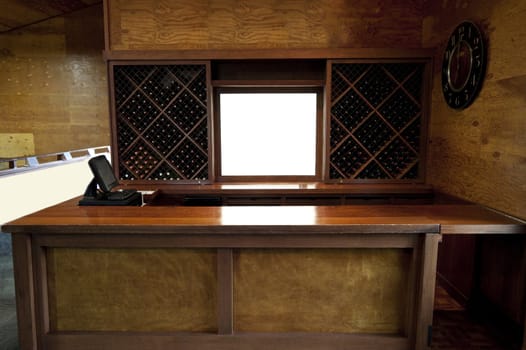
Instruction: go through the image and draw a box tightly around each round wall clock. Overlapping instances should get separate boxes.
[441,21,487,109]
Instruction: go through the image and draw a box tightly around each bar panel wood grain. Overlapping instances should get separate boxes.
[47,248,217,332]
[234,248,411,333]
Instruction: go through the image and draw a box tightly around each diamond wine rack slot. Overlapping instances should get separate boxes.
[329,62,425,181]
[112,64,209,182]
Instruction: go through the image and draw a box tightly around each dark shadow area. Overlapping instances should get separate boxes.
[0,232,18,350]
[433,282,522,350]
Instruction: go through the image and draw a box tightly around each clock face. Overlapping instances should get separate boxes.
[442,21,486,109]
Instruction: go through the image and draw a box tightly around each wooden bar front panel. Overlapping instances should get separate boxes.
[234,248,411,334]
[46,246,412,334]
[47,248,217,332]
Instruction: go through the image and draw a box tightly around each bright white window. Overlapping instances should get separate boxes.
[219,92,318,177]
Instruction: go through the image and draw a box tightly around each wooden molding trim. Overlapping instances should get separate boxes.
[44,332,410,350]
[103,48,435,61]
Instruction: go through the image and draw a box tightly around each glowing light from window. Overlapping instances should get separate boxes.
[220,93,317,176]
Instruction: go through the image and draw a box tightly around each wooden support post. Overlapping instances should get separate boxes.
[415,233,440,350]
[217,248,234,335]
[12,234,37,350]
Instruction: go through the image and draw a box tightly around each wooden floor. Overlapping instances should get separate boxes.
[433,310,516,350]
[0,298,17,350]
[432,284,520,350]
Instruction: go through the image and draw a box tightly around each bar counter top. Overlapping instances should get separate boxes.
[3,195,525,235]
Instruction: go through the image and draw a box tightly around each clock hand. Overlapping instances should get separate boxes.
[455,45,461,83]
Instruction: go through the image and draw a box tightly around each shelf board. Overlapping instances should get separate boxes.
[104,48,435,61]
[211,80,325,87]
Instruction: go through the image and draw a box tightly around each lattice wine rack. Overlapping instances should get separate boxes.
[112,63,210,182]
[328,61,426,181]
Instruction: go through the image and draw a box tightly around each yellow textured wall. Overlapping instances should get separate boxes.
[107,0,423,50]
[423,0,526,219]
[0,5,109,156]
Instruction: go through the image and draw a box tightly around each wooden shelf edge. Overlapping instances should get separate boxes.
[211,80,325,87]
[103,48,436,61]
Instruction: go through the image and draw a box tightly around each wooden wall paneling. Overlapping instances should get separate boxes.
[0,5,109,155]
[105,0,423,51]
[424,0,526,335]
[423,0,526,220]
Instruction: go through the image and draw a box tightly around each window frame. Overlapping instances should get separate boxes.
[213,86,324,183]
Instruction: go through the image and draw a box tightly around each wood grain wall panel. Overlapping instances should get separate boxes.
[0,5,109,156]
[424,0,526,328]
[47,248,217,332]
[107,0,423,50]
[423,0,526,220]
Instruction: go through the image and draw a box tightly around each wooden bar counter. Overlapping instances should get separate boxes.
[2,189,525,350]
